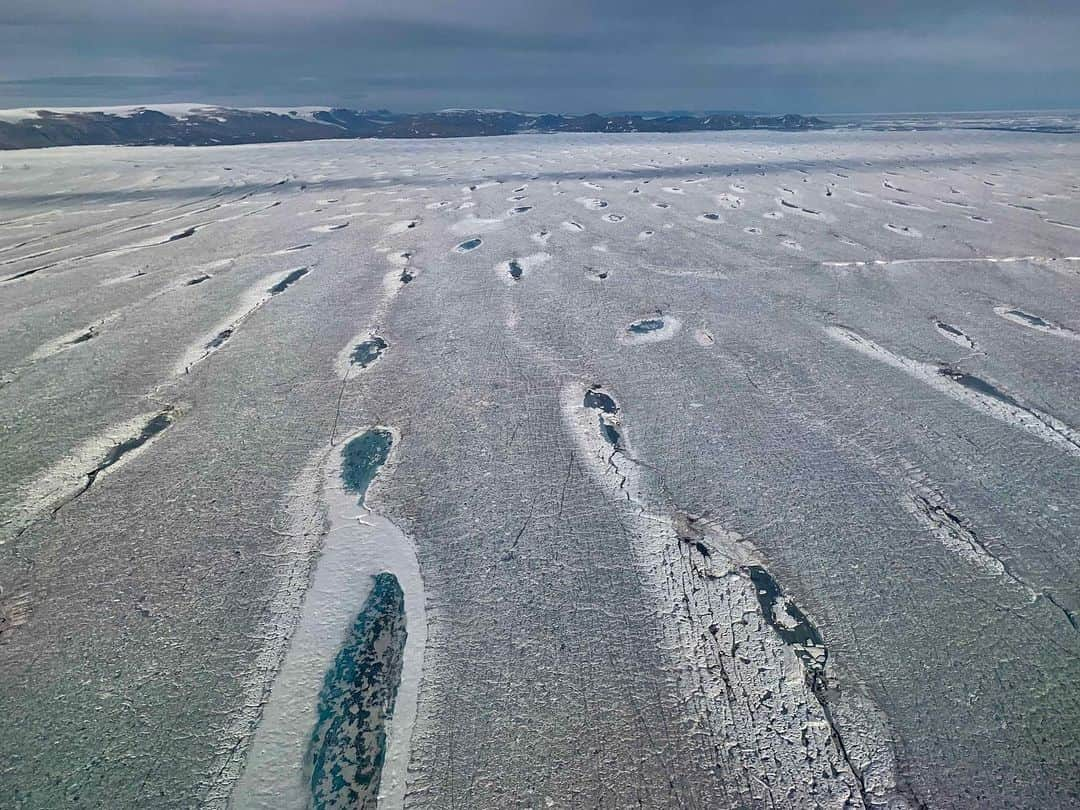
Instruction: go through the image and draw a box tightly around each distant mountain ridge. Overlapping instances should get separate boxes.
[0,105,828,150]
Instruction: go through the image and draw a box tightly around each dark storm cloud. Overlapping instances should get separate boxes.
[1,0,1078,112]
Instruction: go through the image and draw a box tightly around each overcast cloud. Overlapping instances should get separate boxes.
[1,0,1078,112]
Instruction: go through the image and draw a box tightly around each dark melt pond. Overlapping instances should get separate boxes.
[268,266,310,295]
[206,327,234,351]
[584,387,618,414]
[628,318,665,334]
[456,238,483,252]
[935,321,965,338]
[76,408,177,498]
[583,386,622,446]
[508,260,524,280]
[342,429,393,505]
[66,329,96,346]
[350,336,388,369]
[747,565,827,675]
[168,227,196,242]
[1006,309,1053,329]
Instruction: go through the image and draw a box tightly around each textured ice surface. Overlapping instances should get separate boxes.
[1,131,1079,809]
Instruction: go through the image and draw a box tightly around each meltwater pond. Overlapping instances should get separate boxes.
[231,429,425,810]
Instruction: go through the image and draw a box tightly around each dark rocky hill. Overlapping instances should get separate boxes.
[0,105,828,149]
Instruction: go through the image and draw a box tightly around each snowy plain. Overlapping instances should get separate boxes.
[0,129,1079,808]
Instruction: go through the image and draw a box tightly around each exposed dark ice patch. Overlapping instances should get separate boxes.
[509,206,532,215]
[186,274,212,286]
[701,213,721,221]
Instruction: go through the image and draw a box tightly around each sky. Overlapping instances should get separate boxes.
[1,0,1079,114]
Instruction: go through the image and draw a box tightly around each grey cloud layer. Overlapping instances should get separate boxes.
[2,1,1078,111]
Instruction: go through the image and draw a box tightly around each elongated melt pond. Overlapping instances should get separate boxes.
[1005,309,1053,328]
[747,565,828,676]
[628,318,665,335]
[309,571,406,810]
[308,429,405,808]
[230,427,418,810]
[74,409,176,503]
[268,266,310,295]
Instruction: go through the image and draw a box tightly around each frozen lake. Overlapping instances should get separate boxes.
[1,130,1078,808]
